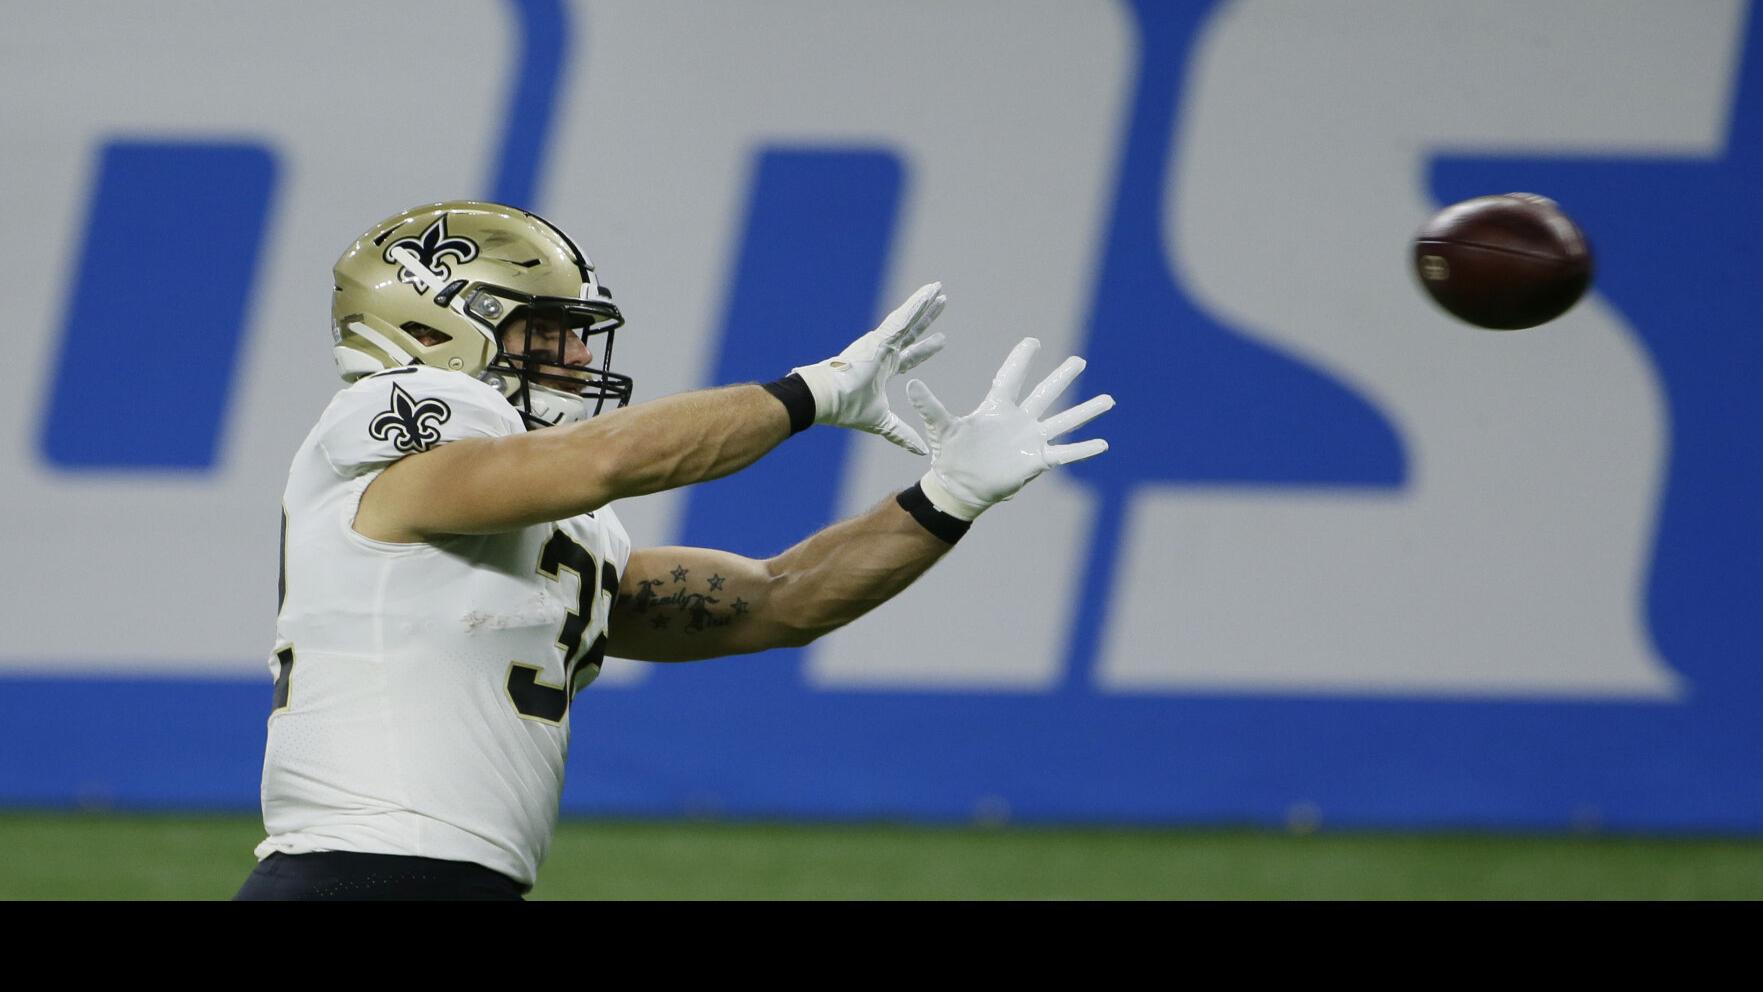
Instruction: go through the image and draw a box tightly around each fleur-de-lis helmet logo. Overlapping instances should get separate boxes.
[383,216,479,295]
[369,383,453,453]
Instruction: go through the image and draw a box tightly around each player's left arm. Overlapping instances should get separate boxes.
[607,336,1115,663]
[607,501,950,662]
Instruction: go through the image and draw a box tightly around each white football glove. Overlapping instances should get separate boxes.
[906,337,1114,520]
[791,282,948,455]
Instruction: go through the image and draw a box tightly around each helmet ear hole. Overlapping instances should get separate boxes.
[400,322,453,347]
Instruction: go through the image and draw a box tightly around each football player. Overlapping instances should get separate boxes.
[236,201,1113,900]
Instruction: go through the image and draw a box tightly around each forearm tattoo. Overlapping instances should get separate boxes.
[626,566,749,634]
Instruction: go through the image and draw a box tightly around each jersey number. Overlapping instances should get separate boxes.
[506,529,619,723]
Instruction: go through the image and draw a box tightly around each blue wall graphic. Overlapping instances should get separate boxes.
[40,142,277,470]
[3,0,1760,832]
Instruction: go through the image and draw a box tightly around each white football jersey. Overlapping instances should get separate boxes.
[255,365,630,887]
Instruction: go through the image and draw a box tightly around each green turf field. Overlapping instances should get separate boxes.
[0,812,1757,899]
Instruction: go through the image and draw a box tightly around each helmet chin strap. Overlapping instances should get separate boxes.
[483,368,589,428]
[522,384,588,427]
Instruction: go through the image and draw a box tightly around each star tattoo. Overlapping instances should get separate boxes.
[707,573,726,592]
[731,597,750,616]
[670,565,688,584]
[650,614,671,629]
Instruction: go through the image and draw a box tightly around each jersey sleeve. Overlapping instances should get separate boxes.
[314,367,525,477]
[601,506,634,579]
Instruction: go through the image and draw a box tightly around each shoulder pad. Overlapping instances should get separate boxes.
[315,366,524,477]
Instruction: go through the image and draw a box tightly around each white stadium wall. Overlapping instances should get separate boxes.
[1,0,1758,829]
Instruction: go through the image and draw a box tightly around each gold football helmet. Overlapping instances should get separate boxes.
[331,201,629,426]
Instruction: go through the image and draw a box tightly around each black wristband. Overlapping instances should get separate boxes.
[896,482,972,544]
[761,373,816,435]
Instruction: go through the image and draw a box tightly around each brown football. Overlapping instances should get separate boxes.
[1412,193,1593,330]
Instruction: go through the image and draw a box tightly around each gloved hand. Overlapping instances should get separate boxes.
[792,282,948,455]
[906,337,1114,519]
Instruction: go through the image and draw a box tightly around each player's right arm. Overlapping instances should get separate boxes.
[354,283,948,543]
[357,385,788,540]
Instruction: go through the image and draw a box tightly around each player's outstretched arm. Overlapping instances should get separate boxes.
[606,336,1114,662]
[606,503,948,662]
[355,284,948,542]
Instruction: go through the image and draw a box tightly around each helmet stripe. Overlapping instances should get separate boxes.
[523,208,591,276]
[344,320,413,365]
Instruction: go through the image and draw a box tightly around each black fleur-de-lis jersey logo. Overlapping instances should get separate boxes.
[383,216,479,295]
[368,382,453,453]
